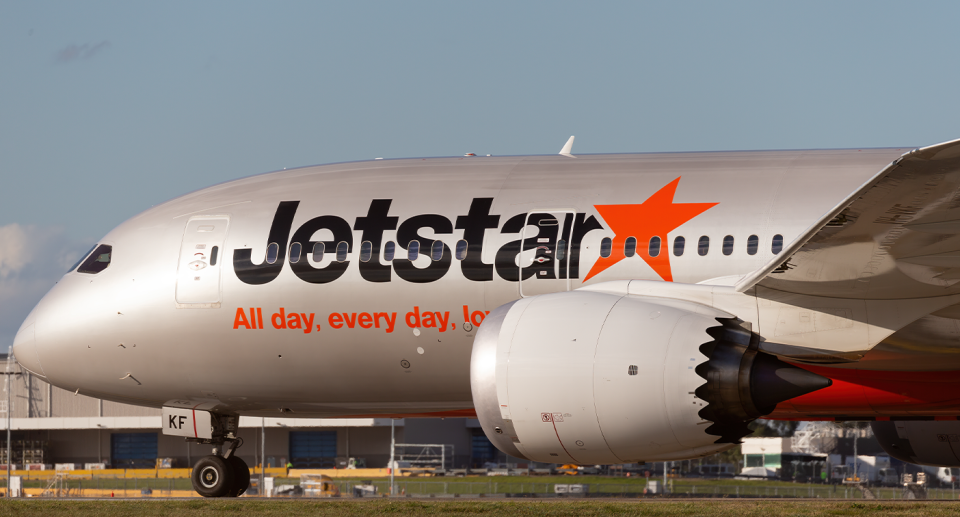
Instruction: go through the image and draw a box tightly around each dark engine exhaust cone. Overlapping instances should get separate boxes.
[695,318,832,444]
[750,352,832,413]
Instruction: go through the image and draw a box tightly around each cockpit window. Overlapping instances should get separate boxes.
[68,245,97,273]
[77,244,112,274]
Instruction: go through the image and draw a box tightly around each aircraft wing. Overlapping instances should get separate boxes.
[735,138,960,300]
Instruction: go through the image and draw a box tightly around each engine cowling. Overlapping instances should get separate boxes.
[470,290,831,465]
[873,421,960,467]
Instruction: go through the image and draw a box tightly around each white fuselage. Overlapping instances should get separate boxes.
[13,149,907,417]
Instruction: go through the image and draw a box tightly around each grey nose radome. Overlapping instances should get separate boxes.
[12,322,44,377]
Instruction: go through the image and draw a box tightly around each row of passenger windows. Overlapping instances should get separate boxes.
[600,234,783,258]
[265,239,472,265]
[264,234,784,265]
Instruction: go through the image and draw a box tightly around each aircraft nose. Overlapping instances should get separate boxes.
[13,317,44,377]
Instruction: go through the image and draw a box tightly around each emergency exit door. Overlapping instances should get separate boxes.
[519,210,575,297]
[176,217,229,307]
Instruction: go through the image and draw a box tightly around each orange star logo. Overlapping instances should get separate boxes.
[584,177,717,282]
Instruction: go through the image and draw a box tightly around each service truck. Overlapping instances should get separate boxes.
[828,455,892,485]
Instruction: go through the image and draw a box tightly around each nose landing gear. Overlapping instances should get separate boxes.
[190,437,250,497]
[161,407,250,497]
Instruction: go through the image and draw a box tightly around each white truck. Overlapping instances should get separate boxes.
[828,455,895,486]
[876,467,899,487]
[922,466,960,487]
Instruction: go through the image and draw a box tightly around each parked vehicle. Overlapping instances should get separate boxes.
[877,468,898,487]
[922,466,960,487]
[830,465,853,484]
[828,455,893,486]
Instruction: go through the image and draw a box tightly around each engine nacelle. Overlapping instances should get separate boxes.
[873,421,960,467]
[470,290,831,465]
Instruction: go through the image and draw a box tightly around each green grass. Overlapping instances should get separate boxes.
[3,500,960,516]
[266,476,960,500]
[5,475,960,500]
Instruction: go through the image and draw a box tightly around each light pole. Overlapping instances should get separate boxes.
[5,347,14,497]
[853,422,859,483]
[261,417,265,496]
[663,461,667,492]
[389,419,395,496]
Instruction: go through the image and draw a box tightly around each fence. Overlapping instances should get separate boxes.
[393,444,455,471]
[0,475,196,497]
[2,477,959,499]
[329,480,960,500]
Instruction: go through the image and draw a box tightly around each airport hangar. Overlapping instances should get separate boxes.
[1,353,498,470]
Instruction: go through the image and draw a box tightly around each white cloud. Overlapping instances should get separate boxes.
[0,224,29,278]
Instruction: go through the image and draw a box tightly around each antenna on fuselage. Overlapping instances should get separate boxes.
[559,136,575,158]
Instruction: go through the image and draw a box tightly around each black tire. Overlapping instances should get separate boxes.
[192,455,235,498]
[227,456,251,497]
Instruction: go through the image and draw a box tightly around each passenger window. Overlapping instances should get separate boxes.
[312,242,325,262]
[455,240,468,260]
[722,235,734,256]
[624,237,637,258]
[359,241,373,262]
[266,243,279,264]
[556,240,566,261]
[698,236,709,256]
[288,242,300,264]
[600,237,612,258]
[408,240,420,261]
[336,241,349,263]
[772,234,784,254]
[384,241,395,261]
[210,246,219,266]
[77,244,112,274]
[648,236,661,258]
[431,240,444,261]
[747,235,758,256]
[673,236,685,257]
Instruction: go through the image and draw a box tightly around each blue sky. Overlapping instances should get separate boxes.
[2,1,960,348]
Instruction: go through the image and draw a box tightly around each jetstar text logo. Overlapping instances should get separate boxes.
[232,178,717,285]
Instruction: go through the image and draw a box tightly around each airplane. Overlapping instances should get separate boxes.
[13,136,960,496]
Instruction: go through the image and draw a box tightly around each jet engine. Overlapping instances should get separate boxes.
[873,421,960,467]
[470,290,832,464]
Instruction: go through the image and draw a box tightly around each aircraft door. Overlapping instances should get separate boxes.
[519,210,575,297]
[176,217,229,307]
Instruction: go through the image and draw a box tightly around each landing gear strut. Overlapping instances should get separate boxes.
[161,407,250,497]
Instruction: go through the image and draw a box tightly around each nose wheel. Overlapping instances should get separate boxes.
[190,438,250,497]
[192,456,235,497]
[226,455,251,497]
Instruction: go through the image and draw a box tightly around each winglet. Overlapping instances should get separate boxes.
[559,136,575,157]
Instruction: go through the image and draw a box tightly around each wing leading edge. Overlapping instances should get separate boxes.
[735,138,960,300]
